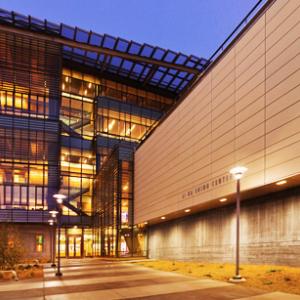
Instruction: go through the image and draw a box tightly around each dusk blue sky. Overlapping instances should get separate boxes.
[0,0,258,59]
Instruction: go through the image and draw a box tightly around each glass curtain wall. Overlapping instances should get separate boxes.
[94,146,135,257]
[58,67,173,257]
[0,31,61,214]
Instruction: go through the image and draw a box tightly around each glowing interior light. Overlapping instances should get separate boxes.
[219,198,227,202]
[126,124,136,135]
[161,216,166,220]
[84,89,87,95]
[108,120,115,131]
[184,209,191,213]
[62,83,65,90]
[122,184,129,191]
[48,219,54,226]
[144,221,148,225]
[65,76,69,83]
[88,82,92,88]
[276,180,287,186]
[230,166,248,180]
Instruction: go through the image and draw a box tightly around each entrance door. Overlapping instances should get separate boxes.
[68,235,82,257]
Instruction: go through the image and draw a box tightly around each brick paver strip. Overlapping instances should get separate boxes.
[130,285,266,300]
[44,276,192,296]
[0,275,190,299]
[44,269,148,281]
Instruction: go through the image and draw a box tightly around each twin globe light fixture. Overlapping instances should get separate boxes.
[53,193,67,204]
[48,194,67,224]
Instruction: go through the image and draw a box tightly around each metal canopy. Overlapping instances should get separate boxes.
[0,8,208,96]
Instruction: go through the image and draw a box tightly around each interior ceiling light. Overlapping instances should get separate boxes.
[219,198,227,202]
[108,120,115,130]
[161,216,166,220]
[276,180,287,186]
[184,209,191,212]
[126,125,136,135]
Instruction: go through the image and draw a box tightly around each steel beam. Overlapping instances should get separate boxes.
[0,24,200,74]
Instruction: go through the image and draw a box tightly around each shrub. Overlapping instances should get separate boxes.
[0,225,26,270]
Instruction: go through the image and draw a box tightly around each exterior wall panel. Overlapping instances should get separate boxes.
[134,0,300,224]
[148,187,300,266]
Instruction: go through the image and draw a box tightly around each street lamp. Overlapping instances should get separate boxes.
[53,194,66,277]
[229,166,247,282]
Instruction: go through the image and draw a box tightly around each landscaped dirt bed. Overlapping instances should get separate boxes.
[0,266,43,281]
[132,260,300,295]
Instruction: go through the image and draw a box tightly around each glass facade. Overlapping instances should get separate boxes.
[59,67,164,256]
[0,15,197,258]
[0,31,60,214]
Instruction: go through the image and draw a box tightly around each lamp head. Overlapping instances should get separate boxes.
[230,166,248,180]
[53,194,66,204]
[49,210,59,218]
[48,219,54,226]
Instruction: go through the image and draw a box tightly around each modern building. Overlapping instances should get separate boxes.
[1,0,299,266]
[0,7,207,259]
[135,0,300,266]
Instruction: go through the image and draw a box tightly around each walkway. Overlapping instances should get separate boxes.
[0,259,299,300]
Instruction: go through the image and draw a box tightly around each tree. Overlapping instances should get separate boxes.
[0,224,25,270]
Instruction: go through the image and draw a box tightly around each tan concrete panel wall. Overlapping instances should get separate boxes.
[135,0,300,224]
[148,188,300,266]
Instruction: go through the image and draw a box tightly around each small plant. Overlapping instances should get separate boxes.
[266,269,281,273]
[0,225,26,270]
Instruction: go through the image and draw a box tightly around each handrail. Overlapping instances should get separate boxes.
[207,0,267,64]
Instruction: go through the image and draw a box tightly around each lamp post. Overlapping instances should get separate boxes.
[229,166,247,283]
[48,218,57,267]
[53,194,66,277]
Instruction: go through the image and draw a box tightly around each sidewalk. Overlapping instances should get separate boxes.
[0,259,299,300]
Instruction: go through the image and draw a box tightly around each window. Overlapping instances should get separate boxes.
[36,234,44,252]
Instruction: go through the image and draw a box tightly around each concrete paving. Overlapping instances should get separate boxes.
[0,258,299,300]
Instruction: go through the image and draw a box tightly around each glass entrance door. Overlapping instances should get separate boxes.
[68,235,82,257]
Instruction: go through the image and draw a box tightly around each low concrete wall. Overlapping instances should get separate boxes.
[148,187,300,266]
